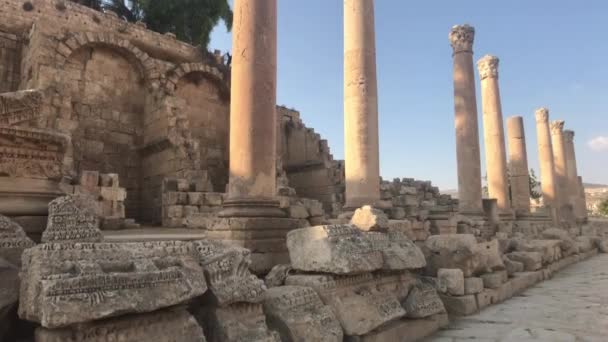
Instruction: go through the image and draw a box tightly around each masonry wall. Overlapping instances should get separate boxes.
[0,32,20,92]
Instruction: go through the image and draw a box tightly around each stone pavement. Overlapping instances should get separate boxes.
[423,254,608,342]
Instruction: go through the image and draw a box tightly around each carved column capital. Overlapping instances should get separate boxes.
[563,129,575,143]
[535,108,549,123]
[550,120,565,135]
[449,24,475,55]
[477,55,499,80]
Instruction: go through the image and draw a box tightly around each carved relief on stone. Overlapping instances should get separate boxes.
[550,120,565,135]
[402,280,446,318]
[18,241,207,328]
[198,302,281,342]
[535,108,550,123]
[42,195,103,243]
[477,55,500,80]
[0,214,35,266]
[365,231,427,270]
[0,90,43,127]
[563,129,575,143]
[449,24,475,54]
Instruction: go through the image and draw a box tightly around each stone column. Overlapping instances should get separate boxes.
[534,108,557,214]
[550,120,568,212]
[343,0,380,209]
[222,0,283,217]
[578,176,588,221]
[506,116,531,214]
[477,55,510,211]
[450,24,483,214]
[563,130,583,219]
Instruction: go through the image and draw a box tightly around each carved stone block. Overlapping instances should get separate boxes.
[423,234,483,277]
[198,303,280,342]
[365,230,426,270]
[19,241,207,328]
[0,214,35,266]
[402,280,446,318]
[41,195,103,243]
[263,286,343,342]
[286,224,383,274]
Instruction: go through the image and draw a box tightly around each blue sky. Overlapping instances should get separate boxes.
[210,0,608,190]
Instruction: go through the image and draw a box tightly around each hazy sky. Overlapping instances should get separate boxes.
[209,0,608,190]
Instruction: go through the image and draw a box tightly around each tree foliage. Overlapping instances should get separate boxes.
[598,199,608,217]
[528,168,542,200]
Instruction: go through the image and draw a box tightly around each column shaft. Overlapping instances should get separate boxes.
[534,109,557,209]
[344,0,380,208]
[578,176,588,221]
[563,130,583,218]
[550,120,568,211]
[478,55,510,211]
[450,25,483,213]
[506,116,530,213]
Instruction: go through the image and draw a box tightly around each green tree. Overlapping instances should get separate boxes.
[528,168,542,200]
[598,199,608,216]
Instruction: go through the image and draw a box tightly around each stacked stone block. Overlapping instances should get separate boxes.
[161,177,222,228]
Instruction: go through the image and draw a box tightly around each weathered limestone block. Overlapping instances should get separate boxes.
[505,251,542,271]
[423,234,482,277]
[265,264,292,288]
[598,239,608,253]
[19,241,207,328]
[514,239,562,264]
[347,313,449,342]
[41,195,103,243]
[480,270,508,289]
[350,205,389,231]
[437,269,464,296]
[286,225,383,274]
[289,203,310,219]
[35,307,205,342]
[575,236,595,253]
[438,294,478,316]
[365,231,426,270]
[286,273,408,336]
[502,256,524,276]
[199,303,280,342]
[263,286,343,342]
[0,214,35,266]
[402,280,446,318]
[191,240,265,306]
[476,239,505,272]
[464,277,484,295]
[542,228,579,255]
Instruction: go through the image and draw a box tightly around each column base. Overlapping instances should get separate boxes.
[218,198,287,218]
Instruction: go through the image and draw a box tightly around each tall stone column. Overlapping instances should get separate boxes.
[534,108,557,214]
[343,0,380,209]
[477,55,510,211]
[450,24,483,214]
[563,130,583,219]
[550,120,568,212]
[506,116,531,214]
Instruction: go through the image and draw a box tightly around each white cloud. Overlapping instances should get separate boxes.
[588,136,608,151]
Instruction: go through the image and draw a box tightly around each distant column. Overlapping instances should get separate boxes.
[449,24,483,214]
[506,116,531,214]
[534,108,557,211]
[550,120,568,212]
[477,55,510,211]
[343,0,380,208]
[578,176,588,221]
[563,130,583,218]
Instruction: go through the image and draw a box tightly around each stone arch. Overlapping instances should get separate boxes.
[55,32,160,90]
[164,63,230,100]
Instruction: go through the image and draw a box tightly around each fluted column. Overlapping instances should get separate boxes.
[477,55,510,211]
[550,120,568,212]
[563,130,583,219]
[343,0,380,208]
[222,0,283,217]
[534,108,557,210]
[450,24,483,214]
[506,116,531,213]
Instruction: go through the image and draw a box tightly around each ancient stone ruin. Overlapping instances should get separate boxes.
[0,0,607,341]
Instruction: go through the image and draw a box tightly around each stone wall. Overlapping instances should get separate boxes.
[0,32,20,92]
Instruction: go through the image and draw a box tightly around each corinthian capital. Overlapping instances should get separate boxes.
[550,120,565,135]
[477,55,499,80]
[449,24,475,55]
[535,108,549,123]
[563,129,575,143]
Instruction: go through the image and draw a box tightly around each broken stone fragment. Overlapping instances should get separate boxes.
[423,234,483,277]
[514,239,562,264]
[505,251,542,271]
[464,277,484,295]
[19,241,207,328]
[41,194,103,243]
[350,205,389,231]
[402,280,446,318]
[264,264,292,288]
[502,256,524,276]
[197,302,280,342]
[476,239,505,272]
[575,236,595,253]
[542,228,578,255]
[437,269,464,296]
[365,231,426,270]
[480,270,508,289]
[0,214,35,266]
[286,224,383,274]
[263,286,343,342]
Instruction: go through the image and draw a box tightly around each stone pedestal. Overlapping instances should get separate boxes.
[343,0,380,208]
[506,116,531,214]
[550,120,569,219]
[534,108,558,223]
[449,25,483,214]
[478,55,510,211]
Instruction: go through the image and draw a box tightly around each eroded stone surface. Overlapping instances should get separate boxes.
[423,234,482,277]
[263,286,343,342]
[476,239,505,272]
[265,264,292,288]
[0,214,34,266]
[286,224,383,274]
[198,303,280,342]
[464,277,484,295]
[403,280,446,318]
[19,241,206,328]
[366,230,426,270]
[437,269,464,296]
[350,205,389,231]
[506,251,543,271]
[42,195,103,243]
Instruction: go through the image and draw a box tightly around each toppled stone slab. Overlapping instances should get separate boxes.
[350,205,389,231]
[192,240,265,306]
[265,264,292,288]
[365,231,426,270]
[437,269,464,296]
[286,273,409,336]
[506,251,542,271]
[0,214,34,266]
[19,241,207,328]
[423,234,482,277]
[286,225,383,274]
[35,307,205,342]
[402,280,446,318]
[198,303,280,342]
[263,286,343,342]
[514,239,562,264]
[542,228,578,255]
[41,195,103,243]
[503,256,524,276]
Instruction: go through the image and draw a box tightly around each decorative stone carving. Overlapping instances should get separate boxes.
[35,307,206,342]
[286,224,383,274]
[365,231,426,270]
[477,55,499,80]
[550,120,565,135]
[285,273,408,336]
[191,240,266,306]
[0,89,42,126]
[19,241,207,328]
[402,280,446,319]
[535,108,549,123]
[41,195,103,243]
[198,303,281,342]
[263,286,343,342]
[449,24,475,54]
[265,264,292,288]
[0,214,35,266]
